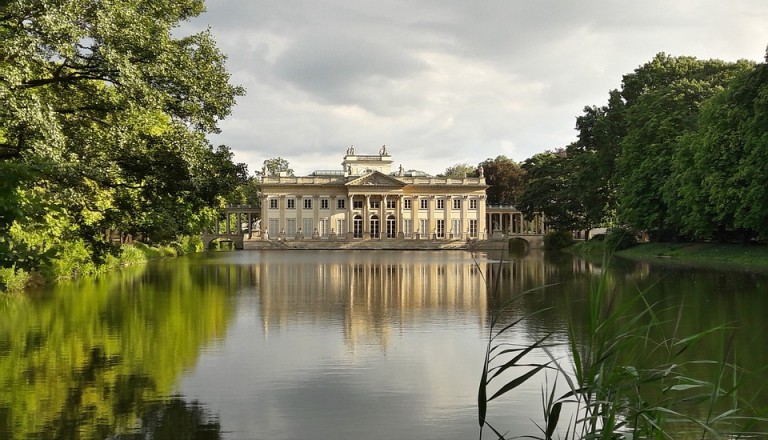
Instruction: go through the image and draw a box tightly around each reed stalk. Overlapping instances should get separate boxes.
[477,253,767,439]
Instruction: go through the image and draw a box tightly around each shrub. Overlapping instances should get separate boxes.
[0,265,31,293]
[604,228,638,251]
[543,230,574,250]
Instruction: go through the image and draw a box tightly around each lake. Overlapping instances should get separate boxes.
[2,249,768,439]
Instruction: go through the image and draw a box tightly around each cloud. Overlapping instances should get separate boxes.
[186,0,768,176]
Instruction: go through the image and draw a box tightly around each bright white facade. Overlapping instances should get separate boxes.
[259,148,489,241]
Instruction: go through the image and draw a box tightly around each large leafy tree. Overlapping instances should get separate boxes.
[518,150,583,231]
[615,53,752,237]
[567,89,626,230]
[479,156,525,205]
[0,0,244,272]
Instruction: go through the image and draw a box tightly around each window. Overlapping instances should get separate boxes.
[370,200,380,209]
[268,219,279,237]
[321,198,329,209]
[469,219,478,238]
[337,198,346,209]
[353,200,363,209]
[453,198,461,210]
[302,218,313,236]
[420,219,428,236]
[469,198,478,210]
[436,219,445,238]
[336,219,346,235]
[303,198,312,209]
[287,198,296,209]
[319,218,329,236]
[452,219,462,237]
[403,219,412,237]
[286,218,296,236]
[403,199,412,209]
[420,199,428,210]
[269,198,278,209]
[437,199,444,210]
[386,199,396,209]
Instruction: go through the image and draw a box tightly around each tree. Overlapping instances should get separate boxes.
[438,163,478,178]
[518,150,582,231]
[567,89,626,230]
[615,53,753,237]
[259,157,294,177]
[479,156,525,205]
[0,0,245,275]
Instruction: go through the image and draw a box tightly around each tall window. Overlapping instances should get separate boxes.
[303,198,312,209]
[436,219,445,238]
[469,219,478,238]
[337,199,346,209]
[469,198,478,209]
[302,218,313,236]
[403,219,412,237]
[353,216,363,238]
[453,198,461,210]
[452,219,462,237]
[336,219,346,235]
[420,219,428,237]
[321,198,329,209]
[268,219,279,237]
[403,199,412,209]
[319,218,329,237]
[420,199,428,210]
[437,199,444,210]
[269,198,278,209]
[286,218,296,236]
[386,215,396,238]
[287,198,296,209]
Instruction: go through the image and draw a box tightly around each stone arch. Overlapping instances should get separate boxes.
[508,236,530,253]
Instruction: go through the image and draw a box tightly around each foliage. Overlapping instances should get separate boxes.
[616,54,754,235]
[439,162,479,178]
[0,0,245,284]
[480,156,525,205]
[543,230,574,250]
[478,259,765,439]
[0,258,234,438]
[519,150,582,231]
[259,157,294,177]
[603,228,638,251]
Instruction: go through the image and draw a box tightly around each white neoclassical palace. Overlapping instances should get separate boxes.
[259,147,489,241]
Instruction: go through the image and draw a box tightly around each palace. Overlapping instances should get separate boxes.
[259,147,489,241]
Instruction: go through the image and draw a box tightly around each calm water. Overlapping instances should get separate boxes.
[2,250,768,439]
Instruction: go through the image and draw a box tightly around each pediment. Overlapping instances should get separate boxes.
[346,171,406,188]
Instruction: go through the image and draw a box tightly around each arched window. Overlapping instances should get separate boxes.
[353,215,363,238]
[370,215,379,239]
[386,215,396,238]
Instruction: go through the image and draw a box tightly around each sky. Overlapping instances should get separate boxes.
[184,0,768,177]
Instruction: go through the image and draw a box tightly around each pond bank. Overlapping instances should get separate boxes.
[573,241,768,267]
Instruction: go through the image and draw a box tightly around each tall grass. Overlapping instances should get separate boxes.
[477,255,767,439]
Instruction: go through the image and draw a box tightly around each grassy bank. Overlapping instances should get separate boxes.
[572,240,768,266]
[0,236,204,294]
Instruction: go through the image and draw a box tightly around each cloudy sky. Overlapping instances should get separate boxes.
[184,1,768,176]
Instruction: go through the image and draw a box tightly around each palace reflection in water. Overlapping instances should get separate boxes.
[3,250,768,439]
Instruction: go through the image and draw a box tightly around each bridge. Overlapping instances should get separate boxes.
[201,205,260,250]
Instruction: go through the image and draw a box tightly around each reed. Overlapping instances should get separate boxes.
[477,254,767,439]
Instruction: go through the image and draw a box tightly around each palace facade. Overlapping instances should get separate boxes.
[259,147,489,241]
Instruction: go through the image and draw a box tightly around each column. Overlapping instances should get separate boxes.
[364,194,370,239]
[347,195,354,239]
[479,195,487,239]
[428,195,435,239]
[461,195,468,240]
